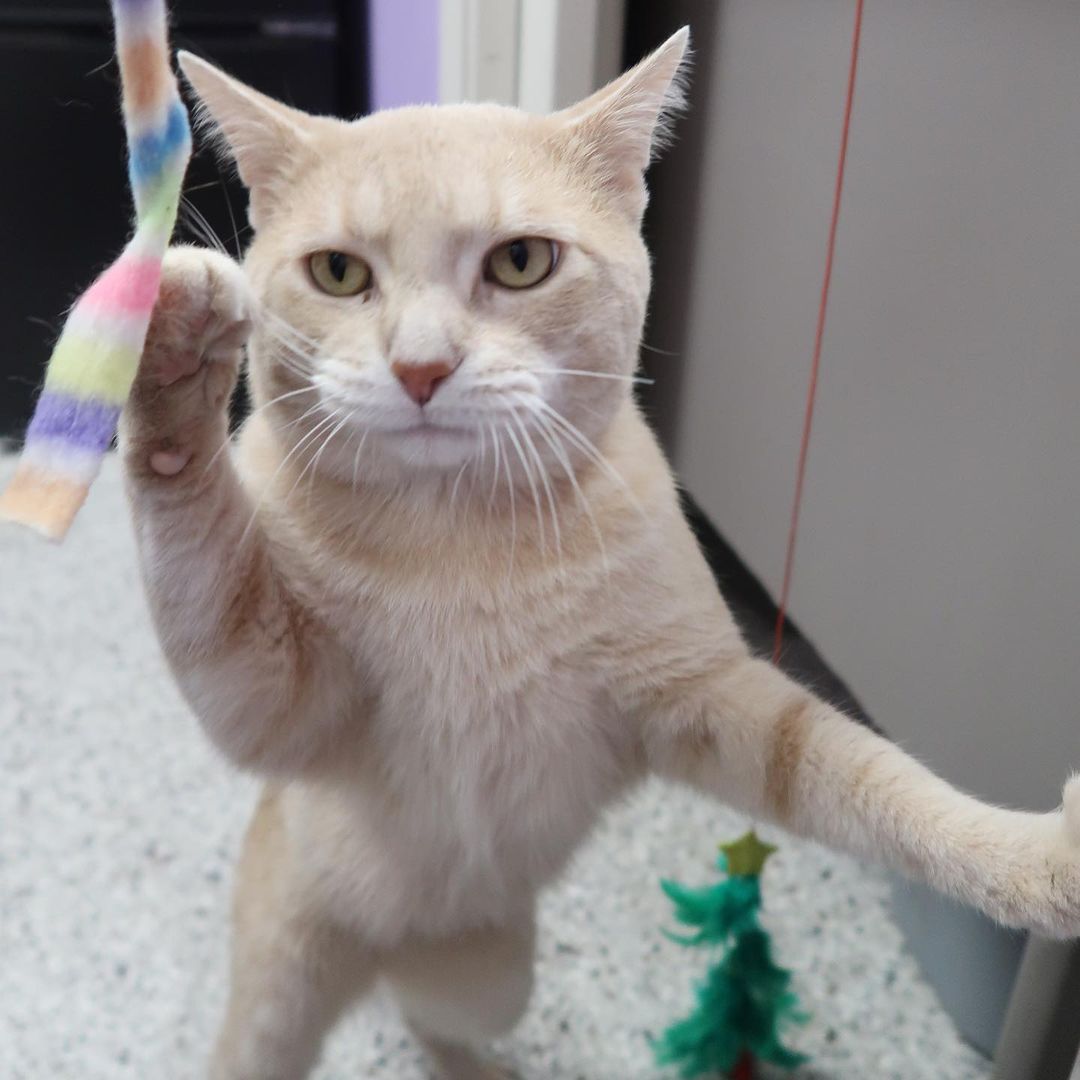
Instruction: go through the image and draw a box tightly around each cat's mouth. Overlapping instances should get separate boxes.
[384,420,474,441]
[373,418,480,469]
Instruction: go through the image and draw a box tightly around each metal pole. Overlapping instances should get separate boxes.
[992,936,1080,1080]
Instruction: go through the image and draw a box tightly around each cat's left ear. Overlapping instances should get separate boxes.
[177,52,318,226]
[555,27,691,211]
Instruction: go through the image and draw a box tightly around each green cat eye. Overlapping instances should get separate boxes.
[309,250,372,297]
[486,237,557,290]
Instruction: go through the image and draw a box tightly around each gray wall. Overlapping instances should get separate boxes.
[644,0,1080,812]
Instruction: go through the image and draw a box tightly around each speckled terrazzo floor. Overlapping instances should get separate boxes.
[1,454,992,1080]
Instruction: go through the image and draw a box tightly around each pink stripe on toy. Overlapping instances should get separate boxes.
[79,255,163,318]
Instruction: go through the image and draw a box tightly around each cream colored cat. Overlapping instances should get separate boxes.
[118,29,1080,1080]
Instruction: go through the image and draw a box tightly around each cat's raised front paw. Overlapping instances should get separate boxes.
[140,245,252,387]
[122,246,252,476]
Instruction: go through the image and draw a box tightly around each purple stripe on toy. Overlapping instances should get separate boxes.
[25,393,123,453]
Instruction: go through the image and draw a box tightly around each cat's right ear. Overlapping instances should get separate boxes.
[554,27,691,215]
[177,52,314,224]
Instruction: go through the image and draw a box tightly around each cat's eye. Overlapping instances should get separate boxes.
[308,250,372,297]
[486,237,557,290]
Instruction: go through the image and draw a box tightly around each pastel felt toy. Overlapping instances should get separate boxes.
[0,0,191,540]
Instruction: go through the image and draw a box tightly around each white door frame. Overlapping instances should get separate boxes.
[439,0,625,110]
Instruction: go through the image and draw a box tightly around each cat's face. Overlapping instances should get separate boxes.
[179,31,688,487]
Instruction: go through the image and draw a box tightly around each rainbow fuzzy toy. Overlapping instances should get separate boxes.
[0,0,190,540]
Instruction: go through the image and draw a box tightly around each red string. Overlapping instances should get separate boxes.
[773,0,866,664]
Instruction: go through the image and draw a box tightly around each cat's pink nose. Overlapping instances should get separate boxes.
[391,359,459,406]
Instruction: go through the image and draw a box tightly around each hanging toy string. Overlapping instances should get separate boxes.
[773,0,865,663]
[0,0,191,540]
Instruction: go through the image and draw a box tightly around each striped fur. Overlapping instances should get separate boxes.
[0,0,190,540]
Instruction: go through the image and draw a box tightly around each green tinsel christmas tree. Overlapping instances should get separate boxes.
[654,832,808,1080]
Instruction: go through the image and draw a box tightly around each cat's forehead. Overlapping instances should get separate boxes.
[305,104,576,238]
[350,103,542,176]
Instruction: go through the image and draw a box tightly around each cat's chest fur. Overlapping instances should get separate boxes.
[284,538,643,940]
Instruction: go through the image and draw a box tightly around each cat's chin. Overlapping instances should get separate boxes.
[376,424,478,471]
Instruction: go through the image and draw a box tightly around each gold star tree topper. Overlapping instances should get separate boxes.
[719,831,778,877]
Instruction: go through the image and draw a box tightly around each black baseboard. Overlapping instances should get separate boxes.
[679,491,878,734]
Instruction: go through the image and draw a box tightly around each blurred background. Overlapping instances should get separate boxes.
[2,1,1079,1077]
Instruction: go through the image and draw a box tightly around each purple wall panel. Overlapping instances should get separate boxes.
[368,0,441,111]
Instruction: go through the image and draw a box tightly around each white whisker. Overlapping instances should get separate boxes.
[251,308,330,378]
[302,410,355,502]
[238,410,340,547]
[640,341,678,358]
[179,198,228,256]
[511,408,562,569]
[499,428,517,579]
[261,310,325,356]
[470,423,488,502]
[351,428,370,494]
[255,384,318,413]
[523,400,609,577]
[257,317,316,356]
[218,179,244,260]
[546,368,653,386]
[530,397,645,518]
[276,410,346,509]
[259,326,320,372]
[202,385,317,475]
[503,418,546,555]
[183,179,224,193]
[279,401,326,434]
[449,459,469,507]
[487,422,502,510]
[279,410,342,483]
[265,333,316,363]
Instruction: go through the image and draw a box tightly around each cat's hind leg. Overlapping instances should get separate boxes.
[383,914,536,1080]
[210,789,376,1080]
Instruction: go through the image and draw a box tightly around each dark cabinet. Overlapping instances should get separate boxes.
[0,1,367,436]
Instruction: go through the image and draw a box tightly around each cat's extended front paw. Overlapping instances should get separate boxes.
[1008,775,1080,938]
[121,245,252,477]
